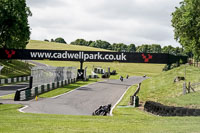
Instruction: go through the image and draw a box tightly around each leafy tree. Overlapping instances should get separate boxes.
[87,40,95,46]
[112,43,127,52]
[89,41,97,48]
[51,39,54,42]
[55,37,67,44]
[70,39,88,46]
[0,0,31,49]
[127,44,136,52]
[136,44,161,53]
[162,45,178,55]
[44,39,49,42]
[96,40,111,49]
[172,0,200,59]
[136,44,151,53]
[150,44,161,53]
[89,40,111,50]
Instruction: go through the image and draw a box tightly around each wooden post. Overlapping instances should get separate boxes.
[133,83,141,96]
[80,61,84,70]
[183,82,186,95]
[130,83,141,106]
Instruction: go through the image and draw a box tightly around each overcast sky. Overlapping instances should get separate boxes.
[26,0,182,47]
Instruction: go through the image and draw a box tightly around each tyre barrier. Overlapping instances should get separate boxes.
[144,101,200,116]
[0,76,30,85]
[14,78,77,101]
[88,75,99,78]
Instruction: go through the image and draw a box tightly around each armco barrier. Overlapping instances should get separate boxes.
[88,75,99,78]
[14,78,76,101]
[144,101,200,116]
[0,76,30,85]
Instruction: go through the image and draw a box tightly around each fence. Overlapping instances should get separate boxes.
[191,82,200,91]
[14,66,77,101]
[0,76,30,85]
[31,66,77,87]
[14,78,76,101]
[183,82,200,95]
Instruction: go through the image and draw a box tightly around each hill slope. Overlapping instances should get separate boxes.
[0,60,31,79]
[26,40,109,51]
[138,65,200,108]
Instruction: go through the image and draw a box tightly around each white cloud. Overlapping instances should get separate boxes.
[26,0,182,47]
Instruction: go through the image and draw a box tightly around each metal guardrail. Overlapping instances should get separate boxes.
[183,82,200,95]
[191,82,200,86]
[14,87,30,101]
[14,78,77,101]
[191,82,200,90]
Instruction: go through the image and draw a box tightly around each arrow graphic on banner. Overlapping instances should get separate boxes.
[142,54,153,63]
[5,50,16,58]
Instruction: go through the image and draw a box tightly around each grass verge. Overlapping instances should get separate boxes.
[1,101,200,132]
[0,60,31,79]
[0,93,15,99]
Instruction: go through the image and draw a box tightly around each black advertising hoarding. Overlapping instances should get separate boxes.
[0,49,187,64]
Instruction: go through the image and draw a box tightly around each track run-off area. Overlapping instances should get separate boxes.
[1,76,146,116]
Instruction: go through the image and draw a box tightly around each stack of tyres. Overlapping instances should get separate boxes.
[144,101,200,116]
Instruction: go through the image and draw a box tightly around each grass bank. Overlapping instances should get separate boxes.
[26,40,109,51]
[1,65,200,132]
[0,60,31,79]
[139,65,200,108]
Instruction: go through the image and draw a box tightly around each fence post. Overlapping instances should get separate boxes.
[14,90,20,101]
[29,76,33,89]
[183,82,186,95]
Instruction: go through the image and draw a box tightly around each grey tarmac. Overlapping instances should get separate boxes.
[21,76,146,115]
[0,76,146,115]
[0,82,29,96]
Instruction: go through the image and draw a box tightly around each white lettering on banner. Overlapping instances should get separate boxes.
[30,51,127,61]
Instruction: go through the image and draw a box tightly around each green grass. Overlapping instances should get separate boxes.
[139,65,200,108]
[1,100,200,133]
[0,60,32,79]
[0,93,15,99]
[26,40,109,51]
[34,61,164,79]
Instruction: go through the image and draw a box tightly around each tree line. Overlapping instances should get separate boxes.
[46,38,186,56]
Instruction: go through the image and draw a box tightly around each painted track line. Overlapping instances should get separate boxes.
[110,86,131,116]
[18,105,28,113]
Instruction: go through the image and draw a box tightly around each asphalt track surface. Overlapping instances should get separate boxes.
[0,82,29,96]
[20,76,146,116]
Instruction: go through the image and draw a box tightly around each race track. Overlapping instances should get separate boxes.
[22,76,146,115]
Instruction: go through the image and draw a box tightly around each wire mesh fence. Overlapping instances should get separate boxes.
[191,82,200,91]
[31,66,77,87]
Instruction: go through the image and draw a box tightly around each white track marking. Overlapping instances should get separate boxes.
[18,105,28,113]
[110,86,132,116]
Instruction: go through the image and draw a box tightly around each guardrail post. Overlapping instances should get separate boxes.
[29,76,33,89]
[14,90,20,101]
